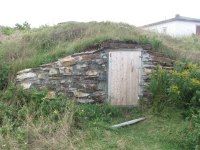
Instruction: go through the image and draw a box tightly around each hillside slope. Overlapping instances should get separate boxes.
[0,22,200,150]
[0,22,200,86]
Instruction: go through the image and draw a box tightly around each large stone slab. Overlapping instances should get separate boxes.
[90,59,104,64]
[59,67,73,74]
[19,82,32,89]
[76,64,88,69]
[47,91,56,99]
[38,73,46,79]
[86,70,98,76]
[73,91,89,98]
[143,68,152,74]
[76,99,94,103]
[79,54,101,61]
[91,91,106,101]
[77,84,98,90]
[17,72,36,81]
[17,68,32,75]
[49,68,59,75]
[59,56,76,67]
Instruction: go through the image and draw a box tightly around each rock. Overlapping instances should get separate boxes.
[59,57,76,67]
[90,59,104,64]
[97,82,106,90]
[154,52,164,57]
[49,77,61,80]
[68,88,77,92]
[143,68,151,74]
[152,56,165,62]
[141,44,152,50]
[32,68,42,72]
[38,73,46,79]
[19,82,32,89]
[76,99,94,103]
[17,72,36,81]
[42,68,51,71]
[73,91,89,98]
[17,68,32,75]
[76,64,88,69]
[40,63,53,68]
[163,67,174,70]
[77,84,98,90]
[49,68,58,75]
[98,73,106,81]
[60,80,66,83]
[165,58,173,63]
[143,65,156,69]
[59,67,73,74]
[40,86,48,90]
[47,91,56,99]
[91,91,106,101]
[79,54,95,60]
[86,70,98,76]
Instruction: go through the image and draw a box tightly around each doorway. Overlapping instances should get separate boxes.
[108,51,142,106]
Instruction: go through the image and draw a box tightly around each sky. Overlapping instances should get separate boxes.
[0,0,199,28]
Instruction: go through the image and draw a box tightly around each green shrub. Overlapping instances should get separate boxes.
[192,111,200,149]
[75,103,122,124]
[149,61,200,114]
[149,66,169,112]
[15,21,30,30]
[150,36,162,50]
[0,60,10,90]
[139,35,150,44]
[0,86,71,127]
[149,61,200,149]
[1,26,14,35]
[180,111,200,150]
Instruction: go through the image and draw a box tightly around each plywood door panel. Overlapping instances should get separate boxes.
[108,51,141,106]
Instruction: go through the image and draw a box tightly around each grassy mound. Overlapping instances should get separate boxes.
[0,22,200,87]
[0,22,200,149]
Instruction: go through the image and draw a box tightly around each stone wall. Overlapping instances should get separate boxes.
[16,40,175,103]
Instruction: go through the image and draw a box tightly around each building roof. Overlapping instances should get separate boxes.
[141,14,200,28]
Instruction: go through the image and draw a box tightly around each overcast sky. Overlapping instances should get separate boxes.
[0,0,199,28]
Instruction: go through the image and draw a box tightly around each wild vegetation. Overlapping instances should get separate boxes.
[0,22,200,149]
[149,61,200,149]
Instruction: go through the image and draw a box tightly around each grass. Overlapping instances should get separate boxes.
[0,101,189,150]
[75,106,188,150]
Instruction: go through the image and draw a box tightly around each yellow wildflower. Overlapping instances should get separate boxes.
[181,70,190,77]
[191,78,200,86]
[171,85,180,95]
[188,63,197,70]
[53,110,59,114]
[171,70,180,77]
[158,69,166,77]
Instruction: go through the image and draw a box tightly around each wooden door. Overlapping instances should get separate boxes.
[196,26,200,36]
[108,51,141,106]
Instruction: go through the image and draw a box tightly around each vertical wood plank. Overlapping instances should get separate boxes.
[129,52,133,105]
[122,52,127,105]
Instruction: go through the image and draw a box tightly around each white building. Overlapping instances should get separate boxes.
[141,14,200,37]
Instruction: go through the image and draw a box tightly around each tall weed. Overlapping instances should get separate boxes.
[0,56,10,90]
[0,85,79,149]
